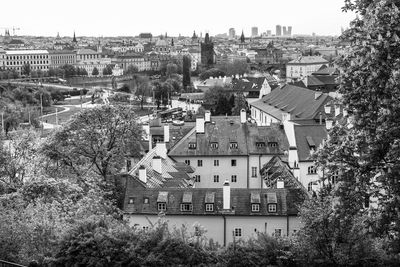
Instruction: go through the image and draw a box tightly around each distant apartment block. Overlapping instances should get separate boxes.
[286,56,329,82]
[3,50,50,74]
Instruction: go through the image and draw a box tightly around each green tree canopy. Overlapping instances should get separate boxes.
[92,67,99,76]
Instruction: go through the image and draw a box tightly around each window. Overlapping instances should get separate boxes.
[268,204,277,213]
[269,142,278,147]
[188,142,196,149]
[213,175,219,183]
[256,142,266,148]
[274,229,282,237]
[307,182,314,192]
[231,175,237,183]
[194,175,201,182]
[251,167,257,177]
[229,142,238,149]
[308,166,317,174]
[234,228,242,237]
[231,159,237,166]
[128,197,135,204]
[210,142,219,149]
[251,204,260,212]
[205,203,214,212]
[143,197,149,204]
[330,171,338,184]
[180,203,193,212]
[158,203,167,211]
[185,160,191,166]
[214,159,219,166]
[197,160,203,167]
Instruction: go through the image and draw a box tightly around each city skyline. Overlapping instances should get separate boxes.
[1,0,355,38]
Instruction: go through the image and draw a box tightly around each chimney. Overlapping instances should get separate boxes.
[163,124,170,143]
[240,109,246,123]
[335,105,341,117]
[196,117,205,134]
[326,119,333,130]
[156,142,167,159]
[149,135,152,150]
[277,179,284,189]
[153,156,162,174]
[315,91,322,100]
[293,167,300,180]
[223,179,231,210]
[343,108,348,117]
[138,165,147,183]
[319,111,322,125]
[205,110,211,122]
[324,104,331,114]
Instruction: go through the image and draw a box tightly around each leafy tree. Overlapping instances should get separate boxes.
[182,55,191,88]
[41,105,142,181]
[126,64,138,75]
[217,60,249,77]
[102,64,113,76]
[135,80,152,109]
[91,67,99,76]
[204,86,233,116]
[22,63,31,76]
[199,68,226,80]
[51,90,65,104]
[232,92,248,115]
[117,84,131,93]
[61,64,76,78]
[166,63,178,77]
[312,0,400,255]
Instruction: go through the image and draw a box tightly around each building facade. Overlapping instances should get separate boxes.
[4,50,50,74]
[49,50,77,69]
[286,56,329,82]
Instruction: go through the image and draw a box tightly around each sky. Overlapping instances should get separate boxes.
[1,0,355,37]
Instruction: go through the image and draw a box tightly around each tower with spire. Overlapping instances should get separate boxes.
[201,32,214,66]
[239,30,246,49]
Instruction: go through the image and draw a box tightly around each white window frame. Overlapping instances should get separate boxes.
[205,203,214,212]
[158,202,167,211]
[234,228,242,237]
[251,203,260,212]
[180,203,193,212]
[251,167,257,177]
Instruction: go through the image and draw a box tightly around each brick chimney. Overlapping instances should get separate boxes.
[138,165,147,183]
[156,142,167,159]
[240,109,246,123]
[163,125,170,143]
[153,156,162,174]
[196,116,205,134]
[223,179,231,210]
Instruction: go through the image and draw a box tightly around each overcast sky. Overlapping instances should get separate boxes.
[1,0,355,37]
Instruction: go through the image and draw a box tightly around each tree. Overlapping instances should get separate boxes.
[22,63,31,76]
[232,93,248,115]
[217,60,249,77]
[182,55,191,88]
[103,64,113,76]
[204,86,233,116]
[315,0,400,255]
[61,64,76,78]
[166,63,178,77]
[41,105,142,181]
[199,68,225,80]
[126,65,138,75]
[92,67,99,76]
[135,80,152,110]
[51,90,65,104]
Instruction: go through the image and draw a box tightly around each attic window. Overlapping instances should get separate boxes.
[128,197,135,204]
[210,142,219,149]
[180,203,193,212]
[205,203,214,212]
[251,204,260,212]
[188,142,197,149]
[229,142,238,149]
[256,142,266,148]
[268,142,278,147]
[268,204,277,213]
[306,136,316,151]
[143,197,149,204]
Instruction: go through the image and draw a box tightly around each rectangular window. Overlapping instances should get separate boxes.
[205,203,214,212]
[213,175,219,183]
[229,142,238,149]
[158,203,167,211]
[197,160,203,167]
[274,229,282,237]
[231,159,237,166]
[269,142,278,147]
[210,142,219,149]
[194,175,201,182]
[231,175,237,183]
[251,204,260,212]
[214,159,219,166]
[268,204,277,213]
[143,197,149,204]
[185,160,191,166]
[188,142,196,149]
[251,167,257,177]
[234,228,242,237]
[308,166,317,174]
[128,197,135,204]
[180,203,193,212]
[256,142,266,148]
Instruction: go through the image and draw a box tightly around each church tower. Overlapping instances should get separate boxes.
[201,33,214,66]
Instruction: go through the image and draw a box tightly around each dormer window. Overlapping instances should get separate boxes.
[158,203,167,211]
[205,192,215,212]
[268,142,278,147]
[256,142,266,148]
[157,192,168,212]
[268,204,277,213]
[205,203,214,212]
[267,192,277,213]
[188,142,196,149]
[229,142,238,149]
[210,142,219,149]
[181,191,193,212]
[180,203,193,211]
[251,204,260,212]
[143,197,149,204]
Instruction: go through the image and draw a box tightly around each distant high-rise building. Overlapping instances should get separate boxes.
[251,27,258,37]
[229,28,236,39]
[276,25,282,36]
[288,26,292,36]
[283,26,287,36]
[266,30,272,36]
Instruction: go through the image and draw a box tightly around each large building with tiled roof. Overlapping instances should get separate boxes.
[123,179,308,245]
[168,110,289,189]
[286,56,328,82]
[249,84,332,126]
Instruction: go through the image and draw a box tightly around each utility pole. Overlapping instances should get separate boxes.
[40,93,43,134]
